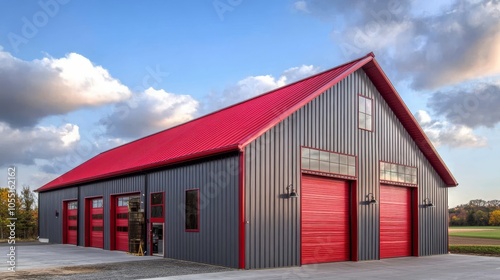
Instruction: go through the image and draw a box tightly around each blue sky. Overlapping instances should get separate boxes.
[0,0,499,207]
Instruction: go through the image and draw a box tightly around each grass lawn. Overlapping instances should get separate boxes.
[449,226,500,240]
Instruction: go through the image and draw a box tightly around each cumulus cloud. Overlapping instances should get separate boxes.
[414,110,487,148]
[202,65,320,113]
[296,0,500,89]
[0,50,131,127]
[427,84,500,128]
[102,87,199,138]
[0,121,80,167]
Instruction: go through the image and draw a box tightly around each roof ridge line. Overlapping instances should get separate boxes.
[237,55,374,148]
[99,53,374,155]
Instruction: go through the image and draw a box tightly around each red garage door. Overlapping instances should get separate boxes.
[64,201,78,245]
[115,196,130,252]
[380,185,412,258]
[90,198,104,248]
[301,175,350,264]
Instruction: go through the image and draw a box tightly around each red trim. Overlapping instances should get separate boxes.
[38,146,240,192]
[299,150,303,265]
[363,60,457,186]
[185,189,200,232]
[62,199,78,245]
[239,56,374,149]
[238,151,246,269]
[84,195,102,247]
[150,192,164,223]
[358,94,374,132]
[85,198,90,247]
[299,146,359,263]
[350,180,358,261]
[300,146,359,180]
[379,185,416,258]
[412,188,419,256]
[62,201,68,244]
[109,196,116,250]
[109,193,140,250]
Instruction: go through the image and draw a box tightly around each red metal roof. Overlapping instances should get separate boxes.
[37,53,457,192]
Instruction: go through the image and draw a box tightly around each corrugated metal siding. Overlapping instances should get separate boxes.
[244,69,448,268]
[78,175,145,249]
[148,154,239,268]
[38,57,369,192]
[38,187,78,244]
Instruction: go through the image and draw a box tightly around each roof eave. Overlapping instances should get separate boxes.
[36,144,241,193]
[237,54,375,149]
[362,59,458,187]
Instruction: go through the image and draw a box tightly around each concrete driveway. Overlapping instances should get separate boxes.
[1,242,157,270]
[2,244,499,279]
[147,254,500,280]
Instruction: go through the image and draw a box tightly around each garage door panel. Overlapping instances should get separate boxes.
[301,175,350,264]
[65,201,78,245]
[380,185,412,259]
[89,199,104,248]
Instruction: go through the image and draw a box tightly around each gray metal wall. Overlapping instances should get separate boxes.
[39,155,239,268]
[78,175,146,249]
[244,69,449,269]
[38,187,78,244]
[147,154,240,268]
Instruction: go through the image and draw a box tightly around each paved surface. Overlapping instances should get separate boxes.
[0,243,157,270]
[0,243,232,279]
[146,254,500,280]
[2,244,500,279]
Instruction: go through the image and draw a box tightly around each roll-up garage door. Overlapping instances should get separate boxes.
[380,184,412,258]
[301,175,350,264]
[115,196,130,252]
[90,198,104,248]
[65,201,78,245]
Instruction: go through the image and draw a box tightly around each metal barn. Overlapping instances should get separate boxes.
[36,53,458,269]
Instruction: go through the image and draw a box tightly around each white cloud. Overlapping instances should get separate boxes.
[415,110,487,148]
[0,50,131,127]
[303,0,500,89]
[42,53,131,105]
[294,1,310,13]
[0,121,80,167]
[103,87,199,138]
[202,64,320,113]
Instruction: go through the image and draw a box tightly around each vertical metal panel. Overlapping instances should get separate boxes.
[78,175,145,249]
[147,154,239,268]
[38,187,78,244]
[245,69,449,268]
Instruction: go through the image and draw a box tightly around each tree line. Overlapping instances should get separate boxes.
[449,199,500,226]
[0,186,38,240]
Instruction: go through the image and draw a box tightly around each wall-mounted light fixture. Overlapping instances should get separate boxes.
[366,193,377,204]
[55,210,59,218]
[286,184,298,198]
[423,198,435,207]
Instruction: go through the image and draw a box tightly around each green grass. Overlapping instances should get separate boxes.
[449,226,500,240]
[450,245,500,256]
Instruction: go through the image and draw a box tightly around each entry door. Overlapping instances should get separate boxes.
[301,175,350,264]
[65,201,78,245]
[115,196,130,251]
[90,198,104,248]
[380,184,412,258]
[151,223,164,256]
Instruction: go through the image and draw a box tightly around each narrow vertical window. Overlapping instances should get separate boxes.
[151,193,164,219]
[185,189,199,231]
[359,95,373,131]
